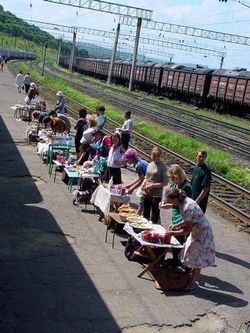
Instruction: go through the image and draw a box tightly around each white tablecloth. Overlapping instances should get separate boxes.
[91,184,130,215]
[124,223,183,249]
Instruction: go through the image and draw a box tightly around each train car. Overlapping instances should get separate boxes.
[113,60,124,83]
[0,47,36,60]
[145,63,163,93]
[161,64,213,105]
[95,59,109,79]
[208,68,250,114]
[133,61,150,88]
[59,55,70,69]
[121,61,132,85]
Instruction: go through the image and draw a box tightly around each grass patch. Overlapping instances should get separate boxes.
[12,61,250,189]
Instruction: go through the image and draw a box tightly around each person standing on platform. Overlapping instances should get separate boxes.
[163,187,215,292]
[105,132,125,185]
[23,73,32,93]
[0,55,4,72]
[141,147,168,224]
[15,71,24,93]
[160,164,192,267]
[191,149,212,213]
[74,108,88,159]
[117,110,133,150]
[122,148,148,215]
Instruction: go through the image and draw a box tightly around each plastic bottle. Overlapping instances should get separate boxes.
[108,177,113,190]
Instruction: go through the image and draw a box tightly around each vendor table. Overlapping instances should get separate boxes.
[63,168,79,192]
[91,184,130,216]
[47,144,70,175]
[124,223,183,278]
[105,213,126,249]
[11,104,29,119]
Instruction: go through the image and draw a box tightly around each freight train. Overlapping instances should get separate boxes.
[59,55,250,115]
[0,47,36,61]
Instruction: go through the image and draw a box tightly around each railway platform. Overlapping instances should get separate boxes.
[0,67,249,333]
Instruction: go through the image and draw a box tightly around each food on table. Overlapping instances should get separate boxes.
[119,212,137,217]
[118,204,137,215]
[118,204,129,212]
[129,222,151,229]
[127,216,148,224]
[141,230,171,244]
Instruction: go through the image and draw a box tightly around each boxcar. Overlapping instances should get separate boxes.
[95,59,109,79]
[120,61,131,85]
[113,60,124,82]
[161,64,213,104]
[133,61,151,88]
[208,69,250,114]
[0,47,36,60]
[145,63,163,93]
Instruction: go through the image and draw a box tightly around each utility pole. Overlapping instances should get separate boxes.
[69,30,76,72]
[129,17,142,91]
[57,38,62,66]
[41,43,48,76]
[220,56,224,69]
[107,23,120,85]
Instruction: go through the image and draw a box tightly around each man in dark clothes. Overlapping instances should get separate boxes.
[191,149,212,213]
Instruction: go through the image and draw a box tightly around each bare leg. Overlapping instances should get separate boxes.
[189,268,201,288]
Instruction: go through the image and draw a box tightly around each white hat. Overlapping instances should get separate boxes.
[56,91,63,96]
[30,82,36,88]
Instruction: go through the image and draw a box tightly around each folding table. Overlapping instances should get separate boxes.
[124,223,183,278]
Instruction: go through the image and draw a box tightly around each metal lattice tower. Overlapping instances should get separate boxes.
[119,16,250,46]
[43,0,153,19]
[25,20,226,58]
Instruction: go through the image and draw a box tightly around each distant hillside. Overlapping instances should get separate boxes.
[0,5,88,57]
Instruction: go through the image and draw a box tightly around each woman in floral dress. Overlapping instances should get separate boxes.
[162,187,215,291]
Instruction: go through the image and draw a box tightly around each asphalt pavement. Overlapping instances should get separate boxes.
[0,67,249,333]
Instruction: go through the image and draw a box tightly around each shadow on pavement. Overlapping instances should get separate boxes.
[216,251,250,270]
[0,115,120,332]
[199,274,243,294]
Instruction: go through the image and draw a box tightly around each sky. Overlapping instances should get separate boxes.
[1,0,250,69]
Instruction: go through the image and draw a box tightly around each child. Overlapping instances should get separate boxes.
[105,132,125,184]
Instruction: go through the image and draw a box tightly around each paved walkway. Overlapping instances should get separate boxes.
[0,67,249,333]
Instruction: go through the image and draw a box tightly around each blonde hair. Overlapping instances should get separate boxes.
[87,114,97,128]
[168,164,186,183]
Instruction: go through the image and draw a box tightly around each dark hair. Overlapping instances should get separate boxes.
[49,110,57,117]
[111,132,121,146]
[164,187,186,202]
[43,116,52,125]
[79,108,87,118]
[197,149,207,157]
[96,106,105,113]
[125,110,131,118]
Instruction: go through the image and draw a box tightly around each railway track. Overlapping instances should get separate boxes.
[40,64,250,160]
[35,83,250,231]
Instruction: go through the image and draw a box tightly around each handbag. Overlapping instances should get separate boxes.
[153,267,190,291]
